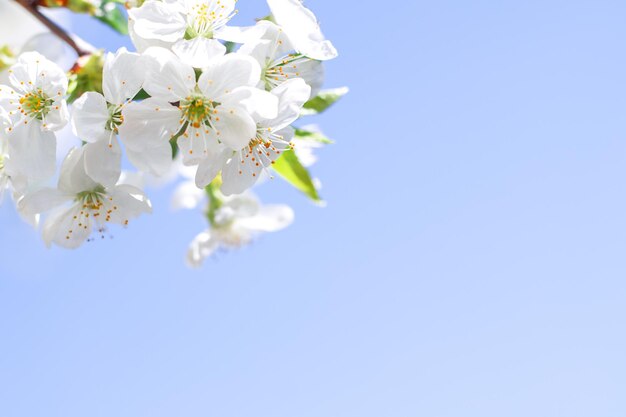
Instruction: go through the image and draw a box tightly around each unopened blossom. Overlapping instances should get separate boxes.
[18,147,152,249]
[220,78,310,195]
[239,20,324,96]
[186,191,294,267]
[267,0,338,62]
[72,48,144,186]
[128,0,245,67]
[0,51,68,183]
[119,47,278,184]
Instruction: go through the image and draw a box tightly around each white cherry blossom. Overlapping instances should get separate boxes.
[267,0,338,61]
[238,20,324,96]
[119,47,278,185]
[186,191,294,267]
[0,51,68,184]
[72,48,144,186]
[18,146,152,249]
[220,78,310,195]
[128,0,244,67]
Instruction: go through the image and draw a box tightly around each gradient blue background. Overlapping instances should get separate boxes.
[2,1,626,415]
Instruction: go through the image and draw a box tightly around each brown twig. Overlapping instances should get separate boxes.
[14,0,91,57]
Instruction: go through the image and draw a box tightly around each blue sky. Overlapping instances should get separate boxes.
[2,0,626,416]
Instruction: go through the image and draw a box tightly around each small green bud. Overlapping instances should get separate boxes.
[0,45,16,72]
[67,51,104,103]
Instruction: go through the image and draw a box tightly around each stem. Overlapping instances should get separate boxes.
[14,0,91,57]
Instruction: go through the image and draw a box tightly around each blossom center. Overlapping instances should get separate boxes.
[107,104,124,132]
[185,3,237,39]
[19,90,53,120]
[76,186,106,211]
[181,95,215,127]
[263,54,307,91]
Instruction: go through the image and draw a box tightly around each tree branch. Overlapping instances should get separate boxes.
[14,0,92,57]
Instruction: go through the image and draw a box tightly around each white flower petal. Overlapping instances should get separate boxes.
[213,24,266,43]
[142,47,196,101]
[17,187,71,217]
[172,37,226,68]
[211,105,256,150]
[42,99,69,131]
[237,204,294,232]
[194,148,229,188]
[221,86,279,121]
[106,184,152,224]
[265,78,311,130]
[177,126,220,165]
[128,0,187,42]
[5,123,56,182]
[197,54,261,99]
[83,136,122,187]
[267,0,338,61]
[71,92,110,142]
[42,205,92,249]
[221,151,263,196]
[171,179,205,211]
[57,147,99,194]
[186,230,219,268]
[103,48,144,105]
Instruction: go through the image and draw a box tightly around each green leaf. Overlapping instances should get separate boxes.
[301,87,349,116]
[294,128,334,145]
[272,150,322,203]
[257,15,276,23]
[132,89,151,101]
[95,2,129,35]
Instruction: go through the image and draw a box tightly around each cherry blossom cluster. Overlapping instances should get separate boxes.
[0,0,344,267]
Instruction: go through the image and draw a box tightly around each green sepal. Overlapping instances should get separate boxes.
[272,149,322,203]
[224,41,237,54]
[301,87,349,116]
